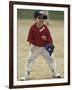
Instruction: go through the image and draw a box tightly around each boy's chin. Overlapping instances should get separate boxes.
[38,22,44,25]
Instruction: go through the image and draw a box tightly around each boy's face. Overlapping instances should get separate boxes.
[35,15,45,25]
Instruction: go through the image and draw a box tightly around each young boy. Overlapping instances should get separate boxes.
[21,10,61,80]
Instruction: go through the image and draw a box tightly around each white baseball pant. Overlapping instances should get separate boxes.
[24,45,57,76]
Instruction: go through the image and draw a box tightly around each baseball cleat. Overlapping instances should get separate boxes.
[53,73,61,78]
[53,75,61,78]
[20,76,29,81]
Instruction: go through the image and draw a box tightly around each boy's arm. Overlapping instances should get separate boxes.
[27,27,34,45]
[44,27,55,56]
[46,27,53,44]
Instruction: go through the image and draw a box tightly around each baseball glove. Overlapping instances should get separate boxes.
[44,43,55,56]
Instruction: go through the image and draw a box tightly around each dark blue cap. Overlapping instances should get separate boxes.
[34,10,48,19]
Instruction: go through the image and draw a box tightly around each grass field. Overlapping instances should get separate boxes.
[17,19,64,80]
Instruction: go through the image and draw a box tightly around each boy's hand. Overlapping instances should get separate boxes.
[41,36,46,40]
[29,42,31,45]
[44,43,55,56]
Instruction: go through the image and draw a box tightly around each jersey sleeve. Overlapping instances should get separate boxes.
[27,26,34,44]
[46,27,53,44]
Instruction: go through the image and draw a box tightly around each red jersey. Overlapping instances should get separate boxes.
[27,23,53,47]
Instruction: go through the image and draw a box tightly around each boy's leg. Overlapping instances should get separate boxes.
[24,51,38,77]
[41,48,61,78]
[21,46,40,80]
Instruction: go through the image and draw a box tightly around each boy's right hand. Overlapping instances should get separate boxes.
[29,42,32,46]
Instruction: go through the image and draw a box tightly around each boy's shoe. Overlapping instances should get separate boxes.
[53,72,61,78]
[20,71,30,81]
[20,76,29,81]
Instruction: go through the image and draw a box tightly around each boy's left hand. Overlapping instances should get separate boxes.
[44,43,55,56]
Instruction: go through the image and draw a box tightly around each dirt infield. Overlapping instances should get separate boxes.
[17,19,64,80]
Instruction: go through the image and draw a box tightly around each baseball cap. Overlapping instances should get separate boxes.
[34,10,48,19]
